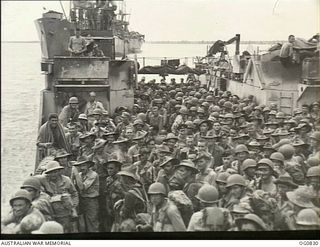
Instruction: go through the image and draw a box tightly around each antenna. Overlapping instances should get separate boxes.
[273,0,280,15]
[59,0,67,19]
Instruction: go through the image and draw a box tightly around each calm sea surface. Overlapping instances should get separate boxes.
[1,42,270,215]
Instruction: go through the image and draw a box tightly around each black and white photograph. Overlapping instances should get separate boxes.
[1,0,319,240]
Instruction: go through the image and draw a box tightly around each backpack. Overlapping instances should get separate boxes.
[127,186,148,216]
[202,207,230,231]
[168,190,194,227]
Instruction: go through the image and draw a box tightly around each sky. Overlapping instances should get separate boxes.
[1,0,319,41]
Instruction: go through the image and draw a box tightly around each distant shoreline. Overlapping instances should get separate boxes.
[2,40,283,44]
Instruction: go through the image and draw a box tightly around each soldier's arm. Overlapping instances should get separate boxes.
[97,101,106,111]
[82,173,99,192]
[1,212,15,228]
[68,37,73,52]
[68,179,79,207]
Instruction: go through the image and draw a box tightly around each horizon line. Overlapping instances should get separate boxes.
[2,40,284,44]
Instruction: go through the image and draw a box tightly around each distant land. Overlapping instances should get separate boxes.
[2,40,285,44]
[146,40,285,44]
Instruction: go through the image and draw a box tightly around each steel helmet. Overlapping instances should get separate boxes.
[201,102,210,108]
[216,172,231,183]
[263,106,271,112]
[148,182,166,195]
[191,97,199,105]
[226,174,246,187]
[193,118,201,126]
[276,112,286,119]
[176,92,184,98]
[179,107,189,115]
[223,101,233,109]
[306,166,320,177]
[306,157,320,167]
[211,105,221,112]
[194,92,202,99]
[295,209,320,226]
[9,189,32,206]
[224,113,234,119]
[78,113,88,121]
[242,159,257,171]
[205,95,214,102]
[270,152,285,162]
[257,158,274,170]
[190,106,197,112]
[189,91,196,96]
[310,131,320,141]
[197,107,205,114]
[218,99,226,106]
[235,144,249,154]
[69,97,79,104]
[21,177,41,191]
[279,144,295,159]
[195,184,219,203]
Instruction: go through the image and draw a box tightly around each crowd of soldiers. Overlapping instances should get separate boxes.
[2,78,320,234]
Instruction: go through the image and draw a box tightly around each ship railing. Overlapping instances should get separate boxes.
[135,56,201,68]
[69,6,114,31]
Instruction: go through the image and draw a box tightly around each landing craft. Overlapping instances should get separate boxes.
[196,34,320,115]
[34,2,141,168]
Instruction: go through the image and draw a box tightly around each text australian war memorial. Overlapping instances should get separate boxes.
[1,0,320,235]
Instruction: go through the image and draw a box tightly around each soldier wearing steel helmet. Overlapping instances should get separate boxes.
[20,176,54,221]
[253,158,277,194]
[147,182,186,232]
[188,184,232,231]
[241,159,257,191]
[295,208,320,230]
[59,96,80,127]
[230,144,250,174]
[1,189,45,234]
[309,131,320,159]
[169,160,202,211]
[221,174,248,210]
[306,165,320,207]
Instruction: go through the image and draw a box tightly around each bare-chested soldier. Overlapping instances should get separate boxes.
[68,28,87,56]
